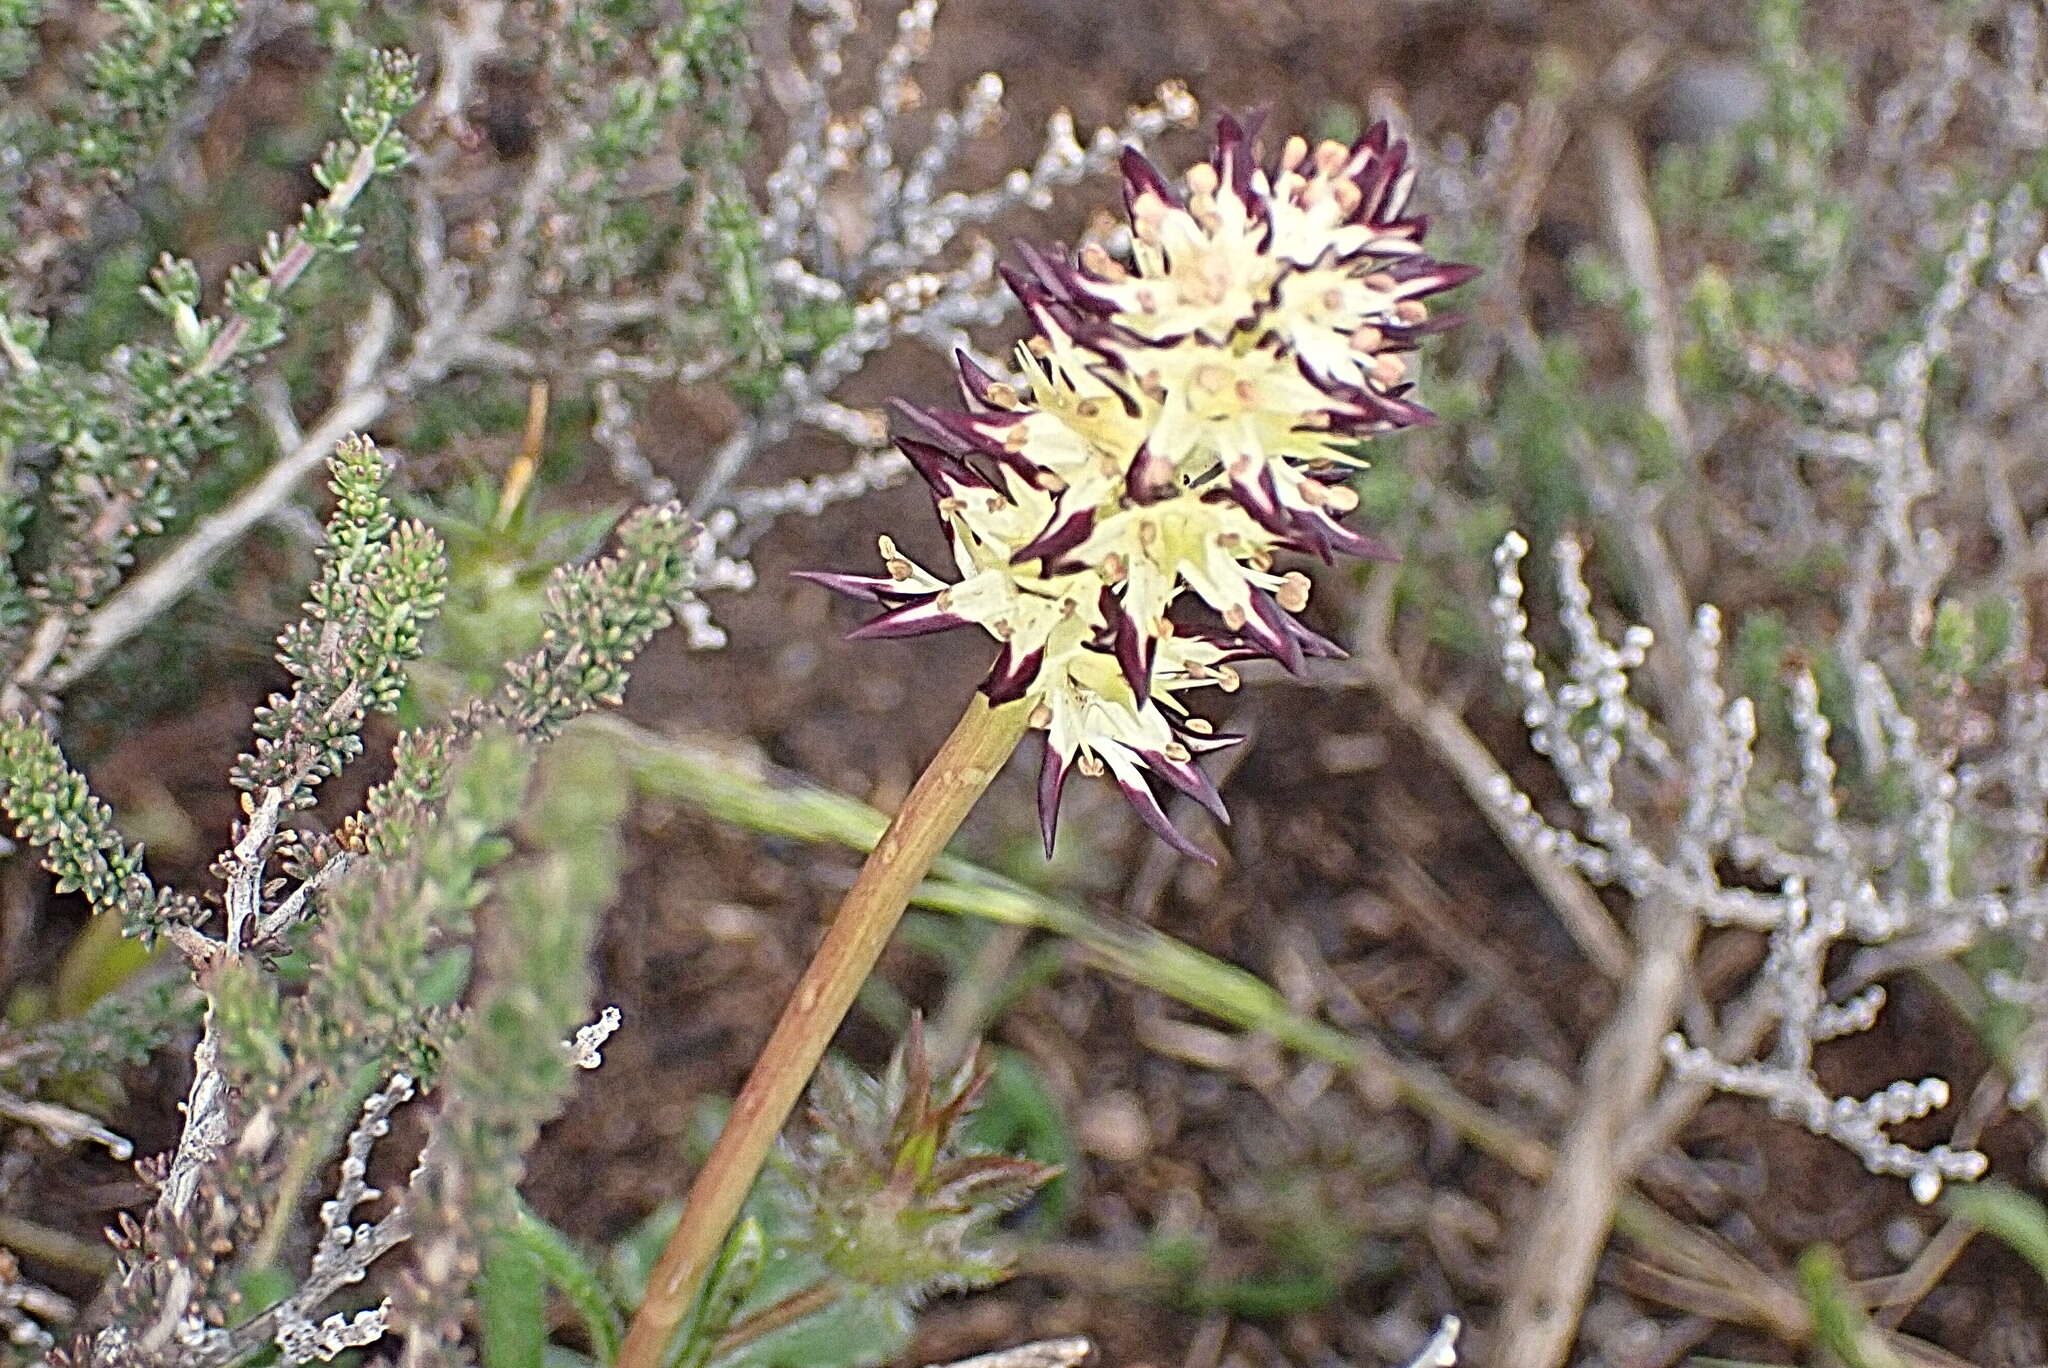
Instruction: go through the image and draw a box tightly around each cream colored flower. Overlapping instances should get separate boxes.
[810,115,1470,858]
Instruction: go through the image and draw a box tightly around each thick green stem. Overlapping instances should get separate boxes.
[615,693,1030,1368]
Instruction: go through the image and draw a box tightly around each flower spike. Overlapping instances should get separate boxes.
[808,116,1471,856]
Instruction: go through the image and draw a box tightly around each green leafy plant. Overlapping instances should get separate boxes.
[0,3,1198,1362]
[0,437,697,1364]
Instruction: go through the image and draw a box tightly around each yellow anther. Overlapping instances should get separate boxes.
[1079,244,1128,281]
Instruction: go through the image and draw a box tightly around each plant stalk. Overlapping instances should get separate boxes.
[615,692,1030,1368]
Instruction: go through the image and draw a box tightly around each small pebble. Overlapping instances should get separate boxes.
[1883,1215,1928,1263]
[1078,1090,1151,1162]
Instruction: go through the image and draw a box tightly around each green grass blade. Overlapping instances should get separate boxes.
[1945,1182,2048,1284]
[604,717,1545,1179]
[1796,1246,1905,1368]
[515,1201,628,1362]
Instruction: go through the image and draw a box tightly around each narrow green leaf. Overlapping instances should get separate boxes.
[515,1201,627,1363]
[480,1231,549,1368]
[1796,1246,1905,1368]
[671,1218,767,1368]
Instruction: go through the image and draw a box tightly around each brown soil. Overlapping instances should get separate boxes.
[13,0,2048,1365]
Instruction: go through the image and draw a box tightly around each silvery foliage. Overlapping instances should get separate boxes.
[594,0,1197,637]
[1472,2,2048,1199]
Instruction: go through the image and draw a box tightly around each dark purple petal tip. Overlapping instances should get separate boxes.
[982,642,1047,706]
[1144,746,1231,826]
[1120,147,1182,210]
[1012,504,1096,567]
[791,569,908,603]
[1095,586,1153,696]
[1037,740,1070,857]
[846,596,967,641]
[1125,444,1179,505]
[955,350,1006,409]
[1113,769,1217,865]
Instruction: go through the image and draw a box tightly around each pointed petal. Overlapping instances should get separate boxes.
[1111,768,1216,864]
[1352,134,1407,223]
[1314,369,1435,429]
[1172,722,1244,755]
[899,401,1054,488]
[1222,462,1292,539]
[847,595,968,640]
[892,400,1020,463]
[1396,309,1470,337]
[792,569,912,603]
[982,641,1046,705]
[1011,503,1097,566]
[1287,507,1338,563]
[1214,112,1256,200]
[955,350,1006,409]
[1248,587,1347,663]
[1237,106,1271,155]
[1173,626,1264,665]
[1389,258,1482,293]
[1006,269,1095,343]
[1237,595,1304,673]
[1036,738,1070,857]
[1000,261,1049,310]
[1142,746,1230,825]
[1120,147,1183,211]
[1096,586,1152,695]
[895,436,997,496]
[1292,620,1348,659]
[1304,509,1399,562]
[1015,240,1091,306]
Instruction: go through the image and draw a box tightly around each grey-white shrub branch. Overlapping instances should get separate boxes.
[1487,530,2007,1200]
[610,0,1200,536]
[1348,3,2048,1224]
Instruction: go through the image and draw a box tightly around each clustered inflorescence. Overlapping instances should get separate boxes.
[809,116,1474,856]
